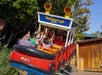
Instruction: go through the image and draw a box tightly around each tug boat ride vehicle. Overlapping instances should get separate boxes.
[9,12,77,75]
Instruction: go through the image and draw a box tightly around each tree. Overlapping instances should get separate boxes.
[92,25,102,38]
[0,46,20,75]
[92,31,102,38]
[73,0,94,40]
[0,0,38,47]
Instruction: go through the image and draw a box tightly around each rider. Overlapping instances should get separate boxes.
[18,31,34,47]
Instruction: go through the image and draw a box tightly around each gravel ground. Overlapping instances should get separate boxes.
[71,71,102,75]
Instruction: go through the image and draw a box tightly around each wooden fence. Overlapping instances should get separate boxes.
[76,38,102,72]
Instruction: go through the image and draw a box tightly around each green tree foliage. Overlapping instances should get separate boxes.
[0,45,20,75]
[92,25,102,38]
[0,0,38,47]
[0,0,38,21]
[92,31,102,38]
[73,0,94,40]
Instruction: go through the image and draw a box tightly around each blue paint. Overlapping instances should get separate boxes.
[39,13,72,27]
[10,63,47,75]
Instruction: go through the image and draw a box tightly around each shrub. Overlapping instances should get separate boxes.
[0,45,20,75]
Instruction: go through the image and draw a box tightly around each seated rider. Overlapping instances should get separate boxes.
[40,27,48,42]
[42,32,54,49]
[30,32,37,46]
[18,32,34,47]
[42,37,52,49]
[35,31,41,44]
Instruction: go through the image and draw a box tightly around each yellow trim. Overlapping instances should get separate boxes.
[44,2,52,14]
[64,6,71,14]
[64,6,71,18]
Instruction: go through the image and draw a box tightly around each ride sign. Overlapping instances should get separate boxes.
[38,12,73,30]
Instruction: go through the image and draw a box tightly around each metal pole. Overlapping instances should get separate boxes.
[65,30,70,47]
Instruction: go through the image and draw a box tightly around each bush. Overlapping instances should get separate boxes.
[0,45,20,75]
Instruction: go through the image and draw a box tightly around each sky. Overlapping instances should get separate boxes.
[85,0,102,34]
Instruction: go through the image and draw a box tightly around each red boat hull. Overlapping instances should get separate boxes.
[9,50,55,72]
[9,43,76,73]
